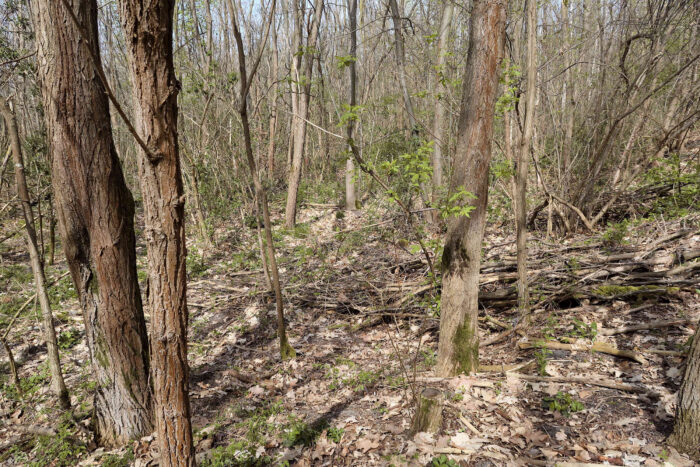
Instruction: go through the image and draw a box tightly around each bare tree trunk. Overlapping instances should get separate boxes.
[284,0,324,228]
[560,0,574,187]
[32,0,154,445]
[230,0,295,361]
[388,0,418,136]
[516,0,537,314]
[267,12,279,175]
[669,322,700,459]
[436,0,506,377]
[430,0,454,209]
[118,0,195,464]
[0,97,69,409]
[345,0,358,211]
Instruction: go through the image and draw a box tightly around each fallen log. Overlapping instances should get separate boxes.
[599,318,696,336]
[518,340,647,364]
[511,374,650,394]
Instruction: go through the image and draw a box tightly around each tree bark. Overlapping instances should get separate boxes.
[118,0,195,464]
[31,0,153,445]
[436,0,506,377]
[516,0,537,314]
[0,98,69,410]
[669,323,700,459]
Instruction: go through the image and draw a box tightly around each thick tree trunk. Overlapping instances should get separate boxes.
[31,0,153,445]
[118,1,195,464]
[0,98,69,409]
[516,0,537,314]
[436,0,506,377]
[668,323,700,459]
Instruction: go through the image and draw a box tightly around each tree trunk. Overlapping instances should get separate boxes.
[230,0,295,361]
[0,97,69,409]
[267,12,279,176]
[388,0,418,136]
[284,0,324,228]
[31,0,153,445]
[430,0,454,206]
[118,0,195,464]
[435,0,506,377]
[668,323,700,459]
[516,0,537,314]
[345,0,358,211]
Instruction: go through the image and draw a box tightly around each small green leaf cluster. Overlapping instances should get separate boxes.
[542,391,584,416]
[568,318,598,341]
[335,54,357,69]
[431,454,459,467]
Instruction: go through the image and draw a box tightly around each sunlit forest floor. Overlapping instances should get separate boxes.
[1,202,698,466]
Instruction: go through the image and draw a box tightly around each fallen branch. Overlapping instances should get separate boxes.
[599,318,695,336]
[518,340,647,364]
[511,374,650,394]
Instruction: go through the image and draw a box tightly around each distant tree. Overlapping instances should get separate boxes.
[284,0,324,228]
[344,0,359,211]
[436,0,506,376]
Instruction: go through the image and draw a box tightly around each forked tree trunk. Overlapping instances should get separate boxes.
[516,0,537,314]
[436,0,506,377]
[0,98,69,409]
[118,0,195,464]
[31,0,153,445]
[388,0,418,136]
[668,324,700,459]
[284,0,324,228]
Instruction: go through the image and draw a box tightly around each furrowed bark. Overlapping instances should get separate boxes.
[118,0,195,464]
[436,0,506,377]
[32,0,153,445]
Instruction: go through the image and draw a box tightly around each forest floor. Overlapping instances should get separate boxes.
[0,202,699,466]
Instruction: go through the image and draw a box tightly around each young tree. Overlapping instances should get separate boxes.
[0,97,69,409]
[668,325,700,458]
[515,0,537,314]
[436,0,506,376]
[118,0,195,464]
[430,0,454,197]
[229,0,295,360]
[32,0,153,445]
[344,0,359,211]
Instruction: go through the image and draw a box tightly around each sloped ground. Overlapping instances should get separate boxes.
[0,204,698,466]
